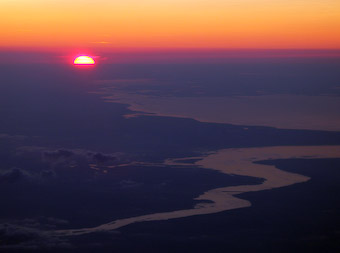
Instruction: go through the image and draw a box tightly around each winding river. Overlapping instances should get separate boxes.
[54,145,340,236]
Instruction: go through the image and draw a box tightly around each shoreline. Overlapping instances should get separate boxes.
[96,85,340,132]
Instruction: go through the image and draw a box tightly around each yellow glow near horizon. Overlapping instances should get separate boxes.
[1,0,340,49]
[74,56,95,65]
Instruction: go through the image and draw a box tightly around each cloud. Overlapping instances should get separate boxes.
[1,145,129,186]
[0,223,72,250]
[0,168,33,183]
[89,152,117,164]
[43,149,74,161]
[42,148,123,166]
[119,179,142,189]
[15,217,69,230]
[91,41,111,44]
[40,169,56,179]
[0,133,27,141]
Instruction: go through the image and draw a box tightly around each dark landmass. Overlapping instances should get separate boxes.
[0,163,262,229]
[51,158,340,253]
[1,61,340,252]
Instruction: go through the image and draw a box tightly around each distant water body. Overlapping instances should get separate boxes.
[55,145,340,236]
[100,88,340,131]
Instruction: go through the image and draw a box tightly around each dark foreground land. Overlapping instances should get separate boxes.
[62,158,340,253]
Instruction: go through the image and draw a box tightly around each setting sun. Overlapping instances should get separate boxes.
[74,56,95,65]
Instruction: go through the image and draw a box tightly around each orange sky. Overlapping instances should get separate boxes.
[1,0,340,49]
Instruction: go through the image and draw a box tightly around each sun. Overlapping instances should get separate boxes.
[74,55,95,65]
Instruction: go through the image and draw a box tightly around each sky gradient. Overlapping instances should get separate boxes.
[1,0,340,49]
